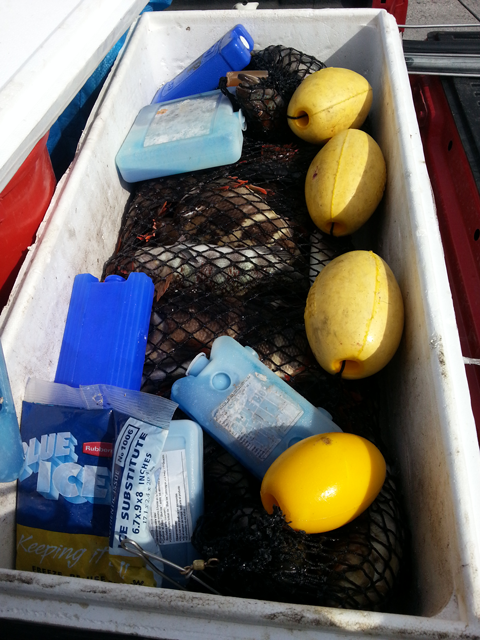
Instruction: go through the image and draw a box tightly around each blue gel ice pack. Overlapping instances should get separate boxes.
[152,24,254,103]
[171,336,342,479]
[116,89,246,183]
[55,272,154,391]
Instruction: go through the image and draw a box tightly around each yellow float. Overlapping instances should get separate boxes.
[260,432,386,534]
[305,129,387,236]
[304,250,404,379]
[287,67,373,144]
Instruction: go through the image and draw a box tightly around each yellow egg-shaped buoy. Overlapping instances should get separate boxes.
[305,129,387,236]
[287,67,373,144]
[304,250,404,379]
[260,432,386,534]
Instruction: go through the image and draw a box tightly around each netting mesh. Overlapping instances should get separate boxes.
[102,45,408,611]
[104,135,353,395]
[193,386,405,611]
[224,45,327,139]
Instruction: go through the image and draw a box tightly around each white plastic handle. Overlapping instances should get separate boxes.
[235,2,259,10]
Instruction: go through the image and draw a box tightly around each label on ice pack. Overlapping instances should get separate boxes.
[109,417,168,548]
[109,416,169,586]
[144,94,218,147]
[213,373,304,461]
[149,449,192,546]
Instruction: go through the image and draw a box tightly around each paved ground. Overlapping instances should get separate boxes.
[166,1,480,39]
[405,0,480,40]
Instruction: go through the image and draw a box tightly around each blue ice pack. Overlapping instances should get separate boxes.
[170,336,342,479]
[55,273,154,390]
[0,339,24,482]
[152,24,254,103]
[148,419,203,586]
[116,90,246,183]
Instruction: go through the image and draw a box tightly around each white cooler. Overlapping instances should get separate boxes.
[1,7,480,639]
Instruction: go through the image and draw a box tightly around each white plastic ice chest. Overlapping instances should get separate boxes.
[2,8,480,639]
[0,0,150,193]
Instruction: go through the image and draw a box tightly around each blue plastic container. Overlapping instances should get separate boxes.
[54,273,203,588]
[148,419,203,587]
[116,89,246,183]
[0,339,24,482]
[151,24,254,104]
[170,336,342,479]
[55,272,154,390]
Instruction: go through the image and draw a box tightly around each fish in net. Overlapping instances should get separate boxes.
[221,45,327,139]
[102,46,408,610]
[103,136,351,394]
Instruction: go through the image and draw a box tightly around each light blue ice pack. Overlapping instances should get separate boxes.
[170,336,342,479]
[148,419,203,587]
[116,90,246,183]
[0,338,24,482]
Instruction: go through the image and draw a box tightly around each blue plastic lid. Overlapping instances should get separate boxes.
[55,272,154,390]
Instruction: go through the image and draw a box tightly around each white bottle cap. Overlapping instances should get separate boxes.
[186,352,208,377]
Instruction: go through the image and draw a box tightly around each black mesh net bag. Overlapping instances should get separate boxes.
[220,45,327,139]
[103,135,352,396]
[191,376,406,611]
[102,46,408,611]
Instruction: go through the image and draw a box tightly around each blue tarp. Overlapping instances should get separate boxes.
[47,1,172,180]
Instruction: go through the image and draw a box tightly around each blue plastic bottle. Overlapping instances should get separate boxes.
[170,336,342,479]
[55,272,154,390]
[152,24,254,103]
[0,338,24,482]
[148,419,203,587]
[116,90,246,183]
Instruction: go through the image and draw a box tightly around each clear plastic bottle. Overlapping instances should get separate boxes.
[171,336,342,479]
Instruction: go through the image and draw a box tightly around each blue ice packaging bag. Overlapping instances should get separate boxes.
[152,24,254,103]
[16,380,176,586]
